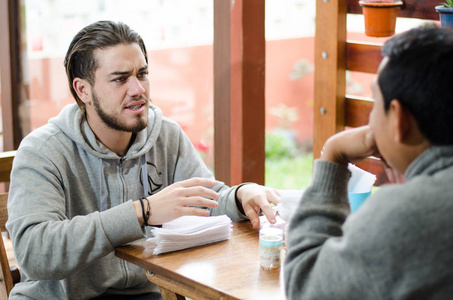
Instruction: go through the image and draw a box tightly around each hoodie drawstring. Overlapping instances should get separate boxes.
[140,154,149,197]
[99,158,109,211]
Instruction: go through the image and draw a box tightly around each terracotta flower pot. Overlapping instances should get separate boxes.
[436,6,453,28]
[359,0,403,37]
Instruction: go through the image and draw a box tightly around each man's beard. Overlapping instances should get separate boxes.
[92,91,148,133]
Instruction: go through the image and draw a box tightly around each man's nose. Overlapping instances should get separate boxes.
[127,77,146,96]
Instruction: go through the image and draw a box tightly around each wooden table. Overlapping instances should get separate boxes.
[115,220,286,300]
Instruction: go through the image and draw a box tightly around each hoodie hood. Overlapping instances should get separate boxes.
[48,103,163,159]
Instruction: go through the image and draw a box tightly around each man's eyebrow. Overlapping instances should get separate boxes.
[110,70,131,77]
[109,65,148,76]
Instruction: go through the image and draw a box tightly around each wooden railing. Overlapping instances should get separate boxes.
[314,0,440,185]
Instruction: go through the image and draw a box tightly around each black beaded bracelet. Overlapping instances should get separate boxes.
[139,197,151,226]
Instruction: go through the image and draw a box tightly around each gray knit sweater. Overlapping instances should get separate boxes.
[285,146,453,299]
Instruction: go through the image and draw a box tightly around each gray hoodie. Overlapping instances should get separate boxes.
[6,103,247,299]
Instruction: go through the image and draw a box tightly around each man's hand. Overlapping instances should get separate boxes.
[236,184,280,229]
[134,177,219,226]
[321,125,379,166]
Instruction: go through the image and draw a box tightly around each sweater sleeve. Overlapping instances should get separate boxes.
[6,147,145,280]
[285,157,453,299]
[284,159,375,299]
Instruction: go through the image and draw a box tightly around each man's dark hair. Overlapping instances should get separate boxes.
[64,21,148,112]
[379,24,453,145]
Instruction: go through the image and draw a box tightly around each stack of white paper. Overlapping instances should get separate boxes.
[147,215,233,255]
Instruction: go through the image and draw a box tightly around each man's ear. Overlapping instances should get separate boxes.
[73,78,91,104]
[389,99,413,144]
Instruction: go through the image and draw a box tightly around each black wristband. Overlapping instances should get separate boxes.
[234,183,249,215]
[140,197,151,226]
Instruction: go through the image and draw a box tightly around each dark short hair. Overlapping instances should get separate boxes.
[379,24,453,145]
[64,21,148,112]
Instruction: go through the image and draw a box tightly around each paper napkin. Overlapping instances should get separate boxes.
[147,215,233,255]
[347,163,376,193]
[260,189,304,243]
[274,189,305,222]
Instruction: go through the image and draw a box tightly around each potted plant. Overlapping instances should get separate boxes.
[359,0,404,37]
[436,0,453,28]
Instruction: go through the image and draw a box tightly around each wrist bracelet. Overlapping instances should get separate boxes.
[140,197,151,226]
[234,183,249,215]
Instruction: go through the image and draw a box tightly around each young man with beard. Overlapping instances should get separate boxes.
[284,25,453,299]
[6,21,279,299]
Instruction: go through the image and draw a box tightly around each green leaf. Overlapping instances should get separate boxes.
[441,0,453,8]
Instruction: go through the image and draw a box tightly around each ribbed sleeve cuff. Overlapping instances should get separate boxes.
[310,159,351,194]
[99,200,145,248]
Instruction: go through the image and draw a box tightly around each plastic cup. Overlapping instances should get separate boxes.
[348,191,371,213]
[259,227,283,270]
